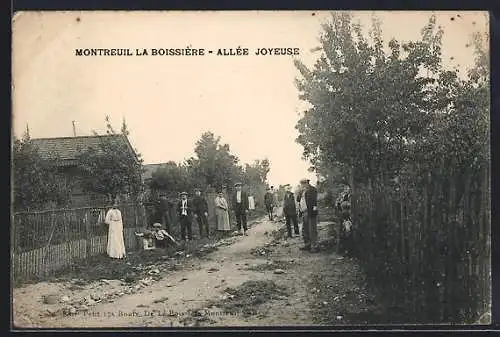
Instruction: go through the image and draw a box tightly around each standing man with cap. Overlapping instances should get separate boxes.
[297,178,319,252]
[177,192,193,241]
[192,188,210,238]
[264,187,274,221]
[232,182,249,236]
[283,184,300,238]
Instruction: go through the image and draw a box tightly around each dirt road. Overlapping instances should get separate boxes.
[13,216,381,328]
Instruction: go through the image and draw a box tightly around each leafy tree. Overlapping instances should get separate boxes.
[294,12,490,323]
[76,116,144,202]
[295,13,451,185]
[12,128,71,211]
[149,161,192,194]
[187,131,240,189]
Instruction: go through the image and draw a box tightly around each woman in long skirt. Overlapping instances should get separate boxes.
[105,200,126,259]
[214,191,231,238]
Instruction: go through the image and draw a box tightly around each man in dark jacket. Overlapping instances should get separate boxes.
[177,192,193,241]
[232,182,249,236]
[158,194,172,233]
[264,187,274,221]
[192,188,210,238]
[297,178,319,252]
[283,185,299,238]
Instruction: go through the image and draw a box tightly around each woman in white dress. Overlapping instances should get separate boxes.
[105,200,126,259]
[214,192,231,237]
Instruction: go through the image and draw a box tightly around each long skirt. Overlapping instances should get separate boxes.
[215,208,231,231]
[107,221,126,258]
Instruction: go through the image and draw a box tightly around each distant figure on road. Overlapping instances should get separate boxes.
[177,192,193,242]
[232,182,249,236]
[264,187,274,221]
[215,191,231,238]
[297,178,319,253]
[105,199,126,259]
[192,188,210,238]
[283,185,300,238]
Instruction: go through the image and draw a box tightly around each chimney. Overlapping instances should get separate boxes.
[72,121,76,137]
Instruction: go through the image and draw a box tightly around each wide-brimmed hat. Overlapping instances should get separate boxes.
[180,191,188,195]
[234,182,242,187]
[152,223,162,228]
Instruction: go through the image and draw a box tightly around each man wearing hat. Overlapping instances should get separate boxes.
[283,184,300,238]
[192,188,210,238]
[177,192,193,241]
[232,182,249,236]
[264,187,274,221]
[297,178,319,252]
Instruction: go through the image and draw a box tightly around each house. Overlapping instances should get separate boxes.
[30,134,140,207]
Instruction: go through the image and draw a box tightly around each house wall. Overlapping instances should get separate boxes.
[57,166,124,207]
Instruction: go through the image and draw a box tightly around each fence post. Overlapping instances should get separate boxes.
[85,210,92,264]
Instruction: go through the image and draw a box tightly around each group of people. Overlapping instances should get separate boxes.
[264,178,320,253]
[102,177,327,259]
[176,182,255,241]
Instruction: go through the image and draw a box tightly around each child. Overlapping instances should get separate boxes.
[151,223,177,248]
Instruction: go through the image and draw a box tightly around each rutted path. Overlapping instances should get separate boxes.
[13,216,381,328]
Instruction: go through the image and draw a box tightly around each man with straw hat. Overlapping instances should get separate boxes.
[232,182,249,236]
[176,191,193,241]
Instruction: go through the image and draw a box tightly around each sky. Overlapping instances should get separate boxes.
[12,11,488,187]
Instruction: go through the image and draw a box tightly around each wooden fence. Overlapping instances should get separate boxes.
[351,163,491,323]
[11,204,147,283]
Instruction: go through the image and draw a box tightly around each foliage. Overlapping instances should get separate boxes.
[12,129,72,212]
[76,116,144,202]
[295,12,490,323]
[149,161,193,194]
[148,131,271,205]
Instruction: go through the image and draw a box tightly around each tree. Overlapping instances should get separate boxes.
[76,116,144,202]
[12,128,71,211]
[149,161,192,195]
[187,131,240,189]
[294,13,446,185]
[294,12,490,323]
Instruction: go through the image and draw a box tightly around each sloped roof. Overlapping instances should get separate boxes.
[30,134,139,165]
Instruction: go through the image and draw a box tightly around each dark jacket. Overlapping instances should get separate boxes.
[192,195,208,214]
[296,184,318,216]
[232,190,249,212]
[177,198,192,217]
[283,191,297,216]
[264,192,274,207]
